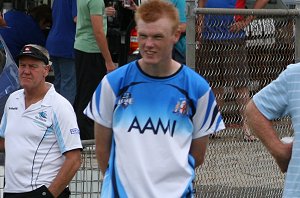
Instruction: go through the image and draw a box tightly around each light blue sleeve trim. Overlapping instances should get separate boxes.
[53,113,67,153]
[0,111,7,137]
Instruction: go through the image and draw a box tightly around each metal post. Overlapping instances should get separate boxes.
[186,0,196,69]
[295,0,300,63]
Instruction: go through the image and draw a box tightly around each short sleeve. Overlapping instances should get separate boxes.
[253,68,289,120]
[84,76,116,128]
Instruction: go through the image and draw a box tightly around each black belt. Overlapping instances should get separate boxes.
[4,185,70,198]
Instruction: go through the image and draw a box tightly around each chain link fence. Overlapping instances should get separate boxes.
[187,6,299,198]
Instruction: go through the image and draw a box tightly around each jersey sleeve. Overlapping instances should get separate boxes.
[253,66,290,120]
[0,110,7,138]
[0,95,11,138]
[192,88,225,139]
[84,76,116,128]
[53,99,82,154]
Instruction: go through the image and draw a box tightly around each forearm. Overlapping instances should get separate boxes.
[254,0,269,9]
[91,15,113,64]
[0,138,4,152]
[198,0,207,8]
[245,0,270,23]
[94,123,112,174]
[0,17,6,27]
[245,100,292,172]
[96,144,111,174]
[95,31,113,64]
[48,149,81,197]
[189,136,209,168]
[246,101,282,155]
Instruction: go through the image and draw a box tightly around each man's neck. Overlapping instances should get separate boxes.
[139,59,181,77]
[24,83,50,109]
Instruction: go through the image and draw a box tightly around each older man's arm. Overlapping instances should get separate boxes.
[245,100,292,173]
[48,149,82,197]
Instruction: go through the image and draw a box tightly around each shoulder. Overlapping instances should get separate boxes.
[7,89,23,101]
[180,65,211,96]
[45,87,74,111]
[106,61,136,81]
[182,65,210,85]
[285,62,300,73]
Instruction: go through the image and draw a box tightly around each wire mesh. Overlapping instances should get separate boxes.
[194,12,295,197]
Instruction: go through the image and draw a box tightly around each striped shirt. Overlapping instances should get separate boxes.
[253,63,300,198]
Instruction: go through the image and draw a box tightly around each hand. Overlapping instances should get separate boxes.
[106,61,116,73]
[123,0,138,11]
[229,16,253,33]
[105,6,116,17]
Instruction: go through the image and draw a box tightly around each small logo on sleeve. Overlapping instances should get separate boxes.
[70,128,80,135]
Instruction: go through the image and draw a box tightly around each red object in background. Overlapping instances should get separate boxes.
[129,27,138,55]
[234,0,246,22]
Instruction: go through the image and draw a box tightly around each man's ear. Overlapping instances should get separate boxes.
[43,65,51,77]
[174,28,181,43]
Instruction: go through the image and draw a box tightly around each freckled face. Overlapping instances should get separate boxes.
[137,17,179,66]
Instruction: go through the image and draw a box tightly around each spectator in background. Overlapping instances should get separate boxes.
[46,0,77,105]
[245,63,299,197]
[84,0,224,196]
[197,0,269,141]
[0,44,82,198]
[169,0,186,64]
[74,0,116,140]
[0,5,52,62]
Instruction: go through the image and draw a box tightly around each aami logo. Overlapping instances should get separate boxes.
[128,116,176,137]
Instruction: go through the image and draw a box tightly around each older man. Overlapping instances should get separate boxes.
[0,44,82,198]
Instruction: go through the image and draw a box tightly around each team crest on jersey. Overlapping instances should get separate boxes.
[118,92,133,107]
[35,111,47,122]
[173,98,189,115]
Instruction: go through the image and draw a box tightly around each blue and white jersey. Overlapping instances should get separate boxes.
[85,61,224,198]
[253,63,300,198]
[0,84,82,193]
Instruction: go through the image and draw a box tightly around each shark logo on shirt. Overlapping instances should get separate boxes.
[35,111,47,122]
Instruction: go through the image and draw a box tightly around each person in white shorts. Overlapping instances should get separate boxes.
[0,44,82,198]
